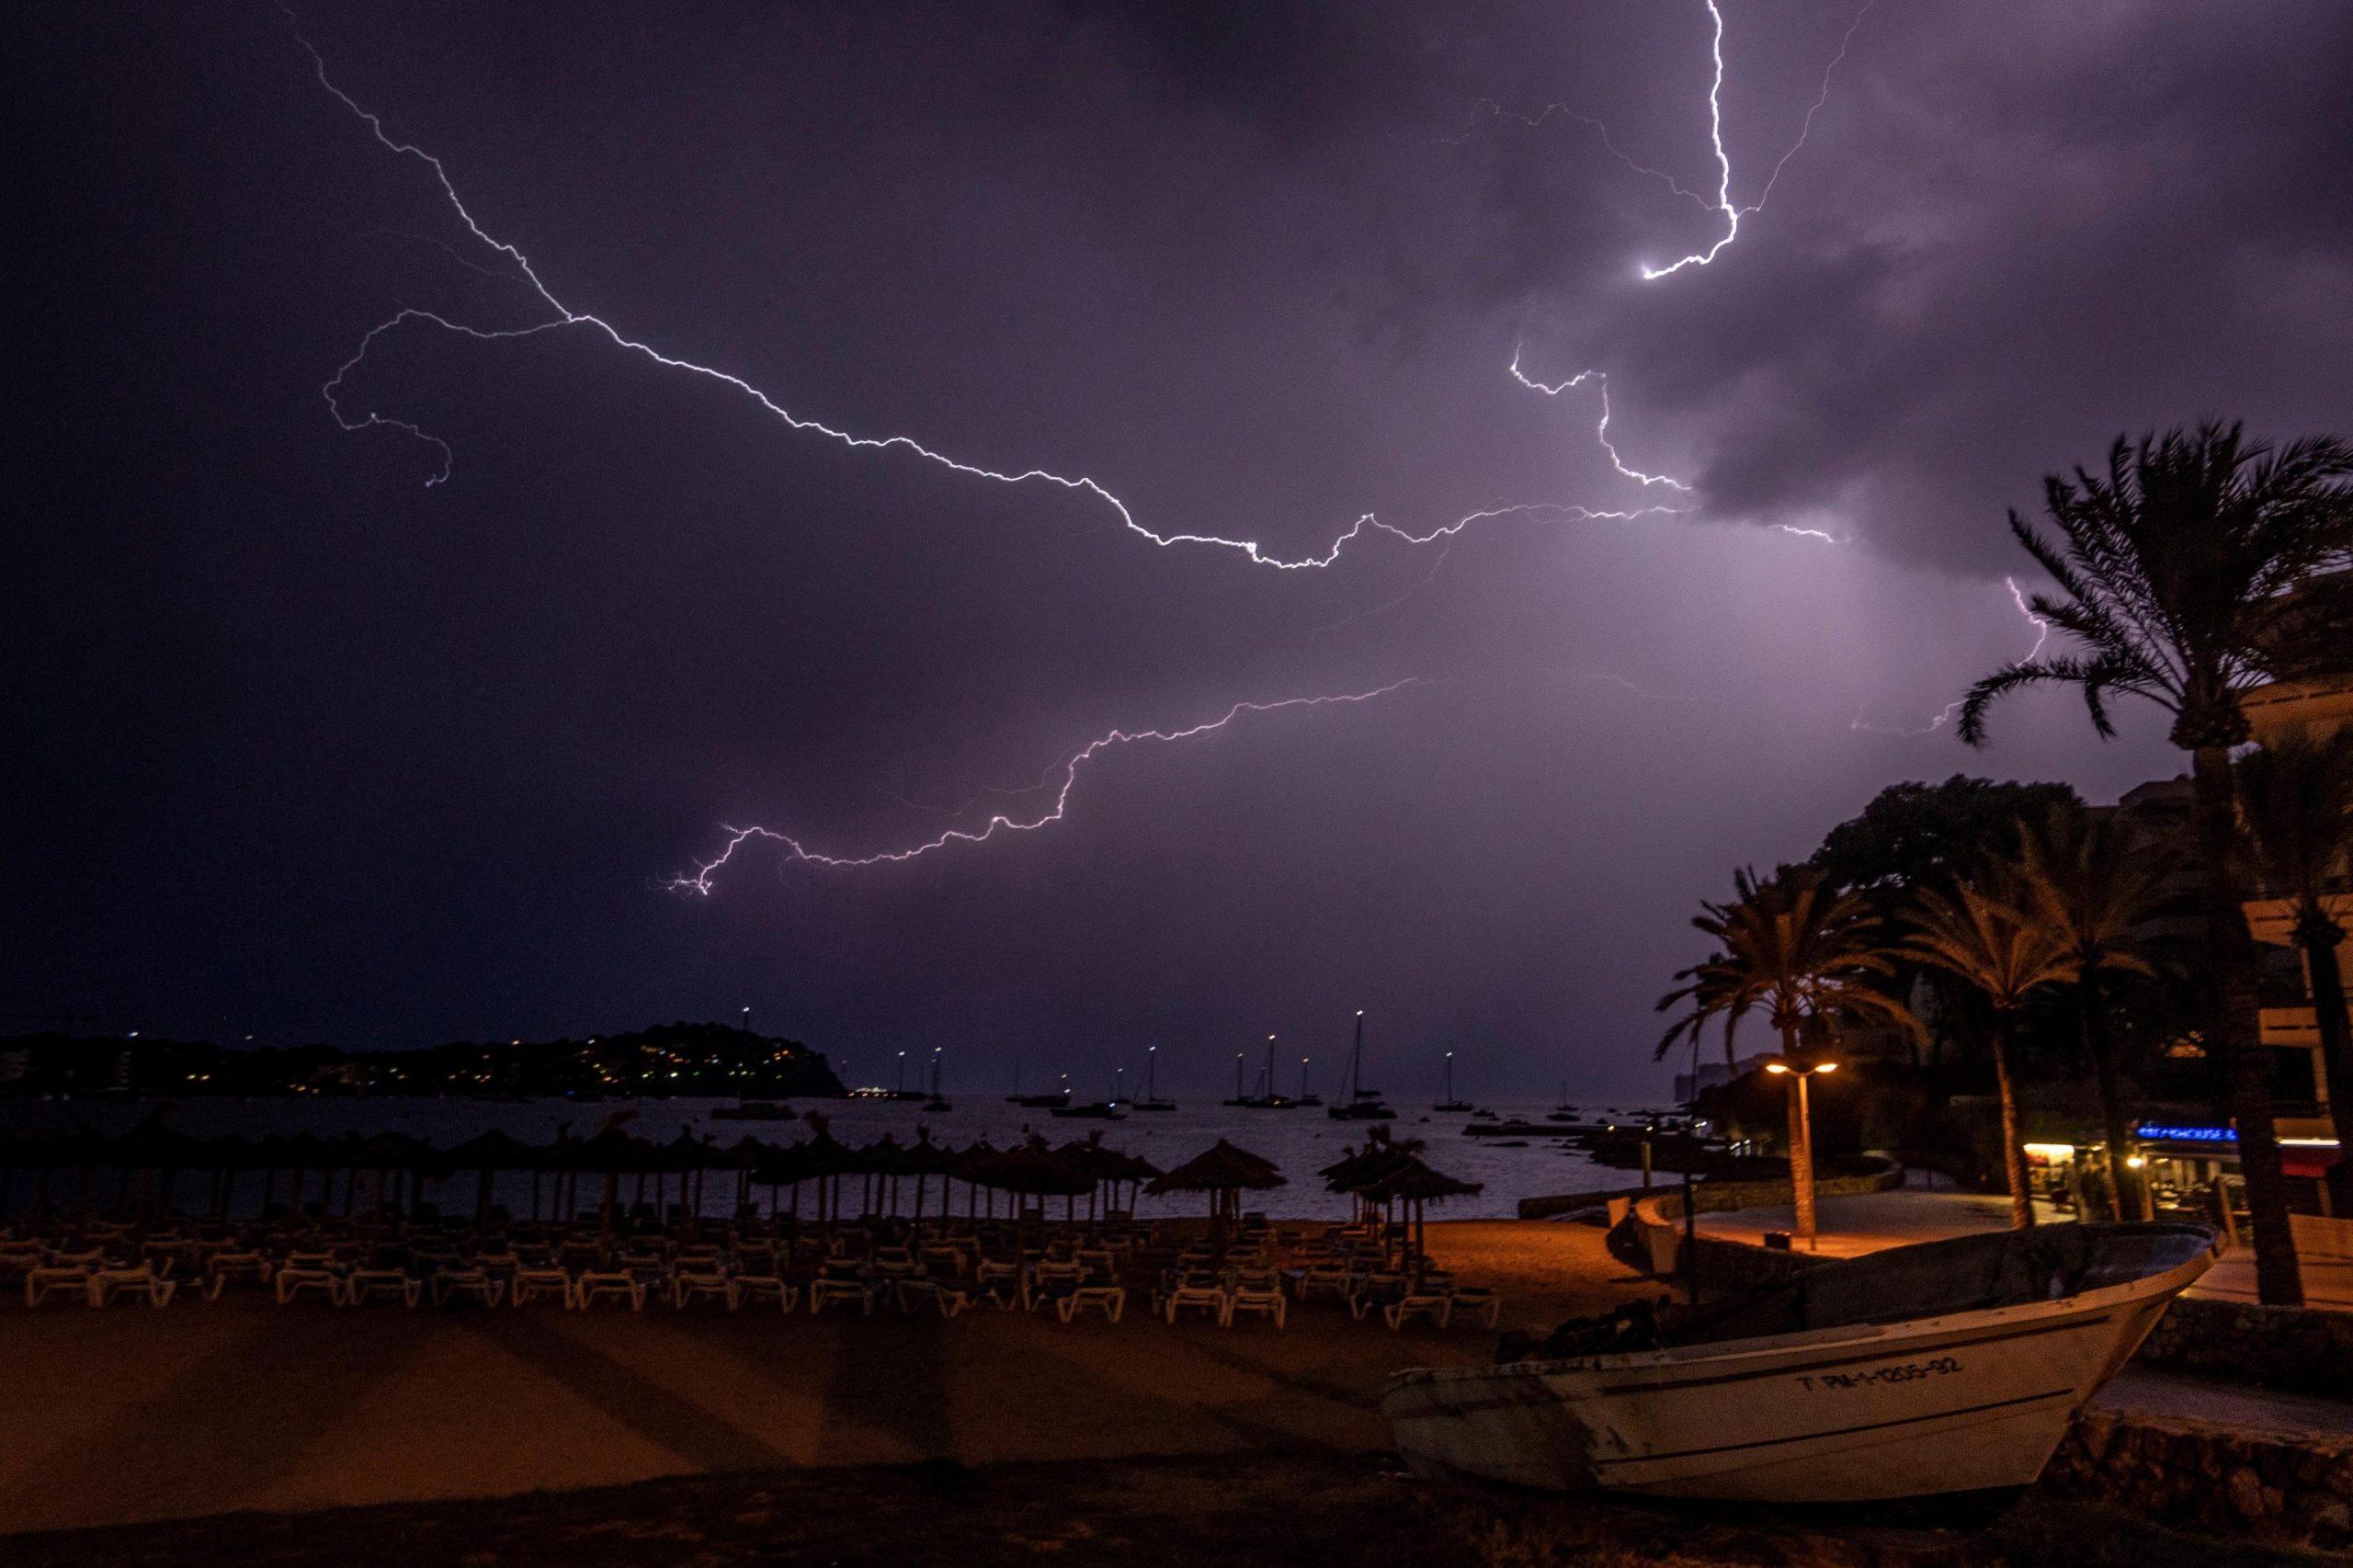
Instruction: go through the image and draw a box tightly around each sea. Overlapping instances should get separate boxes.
[0,1096,1660,1221]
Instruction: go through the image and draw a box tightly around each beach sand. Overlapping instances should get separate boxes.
[0,1220,1654,1537]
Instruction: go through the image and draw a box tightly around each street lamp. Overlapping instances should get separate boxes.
[1763,1059,1838,1247]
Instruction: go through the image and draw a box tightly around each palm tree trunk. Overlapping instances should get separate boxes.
[2078,967,2143,1221]
[2189,744,2303,1306]
[1991,1013,2035,1229]
[2302,929,2353,1216]
[1780,1024,1815,1242]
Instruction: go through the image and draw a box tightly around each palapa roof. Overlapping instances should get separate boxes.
[444,1129,540,1170]
[1145,1139,1286,1195]
[966,1138,1094,1196]
[1352,1154,1483,1204]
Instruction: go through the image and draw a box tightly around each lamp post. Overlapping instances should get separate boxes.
[1764,1058,1839,1247]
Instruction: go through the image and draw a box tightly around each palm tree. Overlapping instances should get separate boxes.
[1657,866,1914,1240]
[2009,804,2169,1221]
[1901,870,2073,1229]
[2236,732,2353,1213]
[1960,422,2353,1306]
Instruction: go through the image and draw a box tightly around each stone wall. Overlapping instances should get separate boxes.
[1601,1163,1906,1285]
[2039,1406,2353,1553]
[1530,1157,1903,1223]
[2132,1294,2353,1400]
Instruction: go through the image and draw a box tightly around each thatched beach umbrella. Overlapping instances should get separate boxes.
[952,1139,1000,1221]
[901,1127,960,1229]
[111,1113,206,1213]
[1145,1139,1285,1234]
[446,1130,537,1221]
[1353,1155,1482,1273]
[793,1117,857,1224]
[715,1135,773,1219]
[969,1138,1093,1246]
[1321,1127,1426,1226]
[856,1134,909,1219]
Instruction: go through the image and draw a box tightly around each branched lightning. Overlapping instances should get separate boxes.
[667,681,1423,889]
[292,25,1688,565]
[1631,0,1876,280]
[1506,348,1688,491]
[283,4,1887,892]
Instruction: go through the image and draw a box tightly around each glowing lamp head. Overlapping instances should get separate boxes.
[1764,1062,1790,1075]
[1814,1062,1837,1075]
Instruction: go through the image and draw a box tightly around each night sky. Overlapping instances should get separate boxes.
[11,3,2351,1099]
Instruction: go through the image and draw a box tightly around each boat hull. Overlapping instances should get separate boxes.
[1383,1233,2212,1504]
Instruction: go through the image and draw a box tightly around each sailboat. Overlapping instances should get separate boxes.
[1133,1045,1176,1112]
[1328,1011,1394,1120]
[1230,1036,1295,1108]
[922,1049,952,1113]
[1546,1078,1581,1123]
[1296,1054,1324,1108]
[1435,1050,1473,1113]
[1006,1065,1073,1109]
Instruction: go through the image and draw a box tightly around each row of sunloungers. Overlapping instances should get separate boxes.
[2,1218,1499,1332]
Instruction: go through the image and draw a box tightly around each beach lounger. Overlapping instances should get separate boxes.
[807,1278,873,1317]
[1163,1282,1224,1325]
[894,1278,970,1318]
[1061,1285,1124,1324]
[974,1259,1023,1310]
[1027,1261,1085,1313]
[275,1267,349,1306]
[669,1267,733,1311]
[1223,1273,1285,1329]
[1349,1273,1409,1322]
[347,1268,422,1308]
[88,1265,177,1308]
[1383,1293,1450,1331]
[510,1266,575,1309]
[25,1266,94,1308]
[1293,1267,1352,1302]
[727,1274,797,1313]
[574,1270,646,1312]
[207,1251,273,1290]
[1446,1285,1501,1328]
[430,1267,506,1309]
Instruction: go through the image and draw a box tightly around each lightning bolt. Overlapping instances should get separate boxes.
[1848,577,2051,737]
[668,680,1424,890]
[2006,574,2052,663]
[1506,348,1689,491]
[281,6,1881,886]
[292,25,1687,568]
[1641,0,1877,281]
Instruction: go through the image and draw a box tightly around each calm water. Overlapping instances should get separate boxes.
[0,1096,1665,1221]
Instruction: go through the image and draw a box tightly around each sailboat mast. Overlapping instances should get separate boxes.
[1350,1011,1364,1099]
[1145,1047,1156,1100]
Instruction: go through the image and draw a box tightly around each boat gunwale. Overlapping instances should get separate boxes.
[1383,1226,2218,1397]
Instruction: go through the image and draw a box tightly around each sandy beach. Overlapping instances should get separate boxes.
[0,1220,1657,1538]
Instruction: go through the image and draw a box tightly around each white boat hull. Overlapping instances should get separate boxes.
[1383,1229,2215,1503]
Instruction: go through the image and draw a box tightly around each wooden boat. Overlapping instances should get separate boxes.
[1382,1223,2216,1504]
